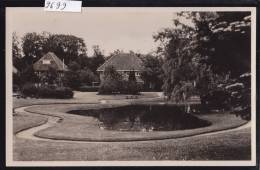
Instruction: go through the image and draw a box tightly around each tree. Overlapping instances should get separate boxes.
[44,34,87,65]
[63,61,81,89]
[19,66,39,85]
[154,12,251,118]
[12,32,23,70]
[78,68,98,85]
[140,55,163,91]
[154,20,197,101]
[21,32,88,66]
[88,45,105,72]
[22,32,48,65]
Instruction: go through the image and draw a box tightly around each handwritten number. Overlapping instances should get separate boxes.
[45,1,69,11]
[56,2,61,9]
[50,2,54,9]
[60,2,66,10]
[45,1,50,8]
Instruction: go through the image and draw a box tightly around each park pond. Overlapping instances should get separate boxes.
[67,104,211,132]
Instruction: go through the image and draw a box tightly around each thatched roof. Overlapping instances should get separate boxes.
[33,52,68,71]
[97,53,144,72]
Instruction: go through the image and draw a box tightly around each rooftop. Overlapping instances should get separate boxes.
[97,53,144,72]
[33,52,68,71]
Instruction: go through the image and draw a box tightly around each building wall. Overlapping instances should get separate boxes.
[99,70,144,83]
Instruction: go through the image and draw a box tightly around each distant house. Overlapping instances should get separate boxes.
[33,52,68,86]
[97,53,144,84]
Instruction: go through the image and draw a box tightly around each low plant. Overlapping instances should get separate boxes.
[21,83,73,99]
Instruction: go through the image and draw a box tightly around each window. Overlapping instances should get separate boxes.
[42,59,51,64]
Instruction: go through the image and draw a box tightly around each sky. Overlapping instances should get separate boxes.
[6,7,181,56]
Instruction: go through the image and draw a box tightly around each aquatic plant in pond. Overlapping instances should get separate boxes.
[67,104,211,132]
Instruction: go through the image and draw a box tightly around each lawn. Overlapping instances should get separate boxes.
[14,127,251,161]
[12,91,251,161]
[13,113,47,134]
[22,103,247,142]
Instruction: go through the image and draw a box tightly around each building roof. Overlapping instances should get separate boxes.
[33,52,68,71]
[97,53,144,72]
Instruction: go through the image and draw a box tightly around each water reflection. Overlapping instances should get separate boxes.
[68,105,210,132]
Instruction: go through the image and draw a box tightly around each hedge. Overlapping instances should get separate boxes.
[21,84,73,99]
[78,85,99,92]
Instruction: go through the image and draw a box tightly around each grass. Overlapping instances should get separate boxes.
[13,113,47,134]
[18,103,247,142]
[14,127,250,161]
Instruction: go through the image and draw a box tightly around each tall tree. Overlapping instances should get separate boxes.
[154,12,251,118]
[88,45,105,72]
[140,54,163,91]
[12,32,24,74]
[21,32,88,66]
[44,34,87,65]
[22,32,48,65]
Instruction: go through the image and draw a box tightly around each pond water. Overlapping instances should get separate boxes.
[67,104,211,132]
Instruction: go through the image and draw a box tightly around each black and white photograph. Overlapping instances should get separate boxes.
[5,7,256,166]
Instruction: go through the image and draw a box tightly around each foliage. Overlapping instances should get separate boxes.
[226,73,251,120]
[98,66,122,94]
[22,32,48,65]
[154,12,251,119]
[19,66,39,85]
[88,45,105,72]
[99,66,141,95]
[21,83,38,97]
[22,32,87,65]
[21,83,73,99]
[45,67,58,85]
[12,32,23,71]
[78,85,99,92]
[63,70,81,90]
[78,68,98,85]
[140,55,163,91]
[124,70,140,94]
[63,61,98,90]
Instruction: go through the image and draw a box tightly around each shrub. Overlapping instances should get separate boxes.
[78,85,99,92]
[203,89,230,110]
[21,84,73,99]
[21,83,38,97]
[54,87,73,99]
[99,78,121,94]
[98,66,122,94]
[121,80,140,95]
[98,66,141,95]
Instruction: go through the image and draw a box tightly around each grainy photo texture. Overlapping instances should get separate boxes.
[6,7,256,166]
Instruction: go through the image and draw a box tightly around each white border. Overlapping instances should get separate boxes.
[6,7,257,167]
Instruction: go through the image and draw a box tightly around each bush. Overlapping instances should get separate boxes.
[121,80,141,95]
[99,79,121,94]
[21,84,73,99]
[203,89,230,110]
[54,87,73,99]
[21,83,38,97]
[78,85,99,92]
[98,66,141,95]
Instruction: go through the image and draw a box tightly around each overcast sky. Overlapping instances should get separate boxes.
[7,7,182,56]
